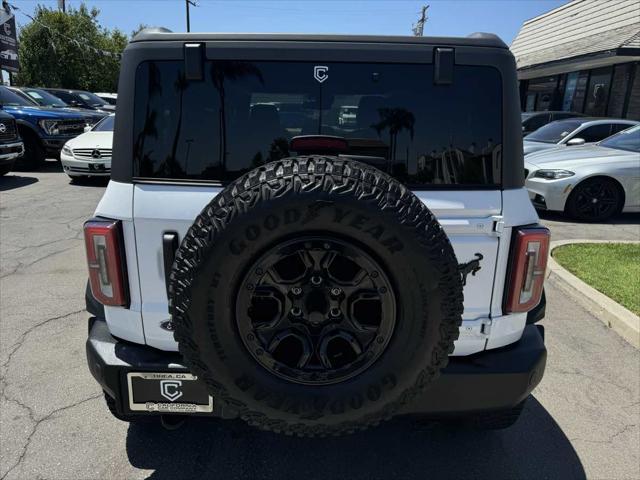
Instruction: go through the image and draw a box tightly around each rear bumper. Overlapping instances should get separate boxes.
[87,318,546,419]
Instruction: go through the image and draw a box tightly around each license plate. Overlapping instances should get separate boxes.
[126,372,213,413]
[89,163,105,171]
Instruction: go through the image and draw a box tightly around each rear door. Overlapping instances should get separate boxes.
[130,56,509,355]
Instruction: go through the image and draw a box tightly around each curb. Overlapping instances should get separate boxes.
[547,239,640,349]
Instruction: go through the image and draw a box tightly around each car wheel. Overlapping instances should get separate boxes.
[169,156,464,437]
[565,177,623,222]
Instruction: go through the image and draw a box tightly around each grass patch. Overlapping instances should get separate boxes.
[553,243,640,316]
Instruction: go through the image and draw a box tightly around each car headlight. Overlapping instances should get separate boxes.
[533,169,575,180]
[38,119,60,135]
[61,144,72,156]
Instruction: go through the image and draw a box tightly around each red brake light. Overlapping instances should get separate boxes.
[290,135,349,154]
[504,227,550,314]
[84,220,129,307]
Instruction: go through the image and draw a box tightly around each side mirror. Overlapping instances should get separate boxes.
[567,138,585,146]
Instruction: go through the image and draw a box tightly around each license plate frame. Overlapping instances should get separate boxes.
[126,372,213,414]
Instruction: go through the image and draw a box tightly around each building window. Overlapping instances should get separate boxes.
[527,76,560,111]
[584,67,613,116]
[571,71,590,112]
[562,72,579,111]
[626,63,640,121]
[607,63,632,117]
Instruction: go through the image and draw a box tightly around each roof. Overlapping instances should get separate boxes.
[510,0,640,70]
[554,117,638,125]
[130,30,508,49]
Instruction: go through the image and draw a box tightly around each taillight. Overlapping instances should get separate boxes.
[290,135,349,154]
[504,226,550,313]
[84,219,129,306]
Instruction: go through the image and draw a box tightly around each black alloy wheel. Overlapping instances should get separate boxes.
[567,177,623,222]
[236,236,396,385]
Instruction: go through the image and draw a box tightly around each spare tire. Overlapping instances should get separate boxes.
[169,156,463,436]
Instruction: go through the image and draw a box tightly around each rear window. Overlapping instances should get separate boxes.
[93,115,114,132]
[133,60,502,187]
[525,119,583,144]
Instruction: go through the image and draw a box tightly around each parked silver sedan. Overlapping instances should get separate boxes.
[523,117,638,156]
[525,125,640,222]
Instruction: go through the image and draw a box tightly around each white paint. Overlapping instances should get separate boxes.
[96,182,542,355]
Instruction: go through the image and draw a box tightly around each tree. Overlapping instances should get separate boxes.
[14,4,128,92]
[372,107,416,162]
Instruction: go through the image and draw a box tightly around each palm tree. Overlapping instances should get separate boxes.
[372,107,416,164]
[210,61,264,170]
[133,62,162,175]
[159,71,189,177]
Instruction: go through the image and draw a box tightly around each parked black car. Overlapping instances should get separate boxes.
[43,88,116,113]
[0,110,24,176]
[9,87,107,126]
[521,111,584,135]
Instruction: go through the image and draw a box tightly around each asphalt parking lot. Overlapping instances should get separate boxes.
[1,164,639,480]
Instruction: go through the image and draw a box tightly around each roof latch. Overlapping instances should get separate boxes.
[184,43,204,81]
[434,47,454,85]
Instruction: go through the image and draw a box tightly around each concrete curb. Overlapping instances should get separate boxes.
[547,239,640,349]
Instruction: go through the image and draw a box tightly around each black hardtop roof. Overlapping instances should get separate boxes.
[130,30,507,49]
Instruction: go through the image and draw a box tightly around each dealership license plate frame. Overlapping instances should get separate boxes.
[126,372,213,414]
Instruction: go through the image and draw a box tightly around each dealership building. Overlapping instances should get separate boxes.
[511,0,640,120]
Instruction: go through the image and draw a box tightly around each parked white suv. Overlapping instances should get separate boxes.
[84,30,549,435]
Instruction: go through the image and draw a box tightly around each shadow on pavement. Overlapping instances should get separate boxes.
[0,174,38,191]
[125,396,585,480]
[539,210,640,225]
[68,176,110,187]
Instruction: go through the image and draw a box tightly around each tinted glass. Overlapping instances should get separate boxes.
[0,86,35,107]
[133,61,502,187]
[525,119,583,143]
[610,123,632,135]
[24,88,68,107]
[93,115,114,132]
[48,90,77,104]
[584,67,612,116]
[599,125,640,153]
[78,91,107,106]
[523,113,550,132]
[578,124,612,143]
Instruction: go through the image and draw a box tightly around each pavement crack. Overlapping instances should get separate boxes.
[1,308,85,375]
[0,394,101,480]
[570,423,638,445]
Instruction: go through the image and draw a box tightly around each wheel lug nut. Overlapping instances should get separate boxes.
[291,307,302,317]
[311,276,323,286]
[330,307,341,318]
[330,287,342,297]
[291,287,302,296]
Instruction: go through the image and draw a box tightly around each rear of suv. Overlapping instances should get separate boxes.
[85,30,549,435]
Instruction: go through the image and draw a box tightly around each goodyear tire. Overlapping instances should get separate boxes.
[169,156,463,436]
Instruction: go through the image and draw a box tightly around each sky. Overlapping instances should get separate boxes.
[14,0,570,45]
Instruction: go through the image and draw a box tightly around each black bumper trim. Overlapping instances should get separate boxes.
[87,319,546,418]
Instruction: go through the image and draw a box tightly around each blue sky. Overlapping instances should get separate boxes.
[16,0,568,45]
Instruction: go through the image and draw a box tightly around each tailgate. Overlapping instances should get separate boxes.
[133,186,502,354]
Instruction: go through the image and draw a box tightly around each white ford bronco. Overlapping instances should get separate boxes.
[85,29,549,435]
